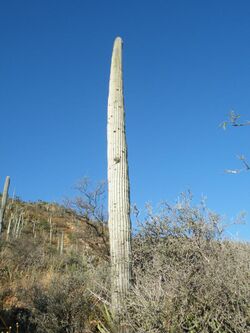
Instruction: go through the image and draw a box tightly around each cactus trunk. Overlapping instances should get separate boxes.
[107,37,132,330]
[0,176,10,234]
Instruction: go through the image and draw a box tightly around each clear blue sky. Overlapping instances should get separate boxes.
[1,0,250,240]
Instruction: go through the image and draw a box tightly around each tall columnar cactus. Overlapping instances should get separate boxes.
[107,37,132,328]
[0,176,10,234]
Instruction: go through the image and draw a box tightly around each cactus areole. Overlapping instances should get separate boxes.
[0,176,10,234]
[107,37,132,320]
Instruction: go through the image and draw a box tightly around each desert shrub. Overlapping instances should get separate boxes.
[127,196,250,333]
[9,236,46,269]
[16,249,110,333]
[25,273,93,333]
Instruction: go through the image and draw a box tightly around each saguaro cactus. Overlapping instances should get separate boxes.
[0,176,10,234]
[107,37,132,329]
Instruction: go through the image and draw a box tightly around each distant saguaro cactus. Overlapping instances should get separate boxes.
[107,37,132,331]
[0,176,10,234]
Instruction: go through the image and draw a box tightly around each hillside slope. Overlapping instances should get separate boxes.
[0,198,109,333]
[0,196,249,333]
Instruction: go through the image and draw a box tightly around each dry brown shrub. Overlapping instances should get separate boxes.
[127,196,250,333]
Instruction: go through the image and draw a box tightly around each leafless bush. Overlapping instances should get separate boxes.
[65,178,109,258]
[25,273,93,333]
[127,195,250,333]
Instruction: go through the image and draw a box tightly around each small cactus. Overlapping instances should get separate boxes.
[60,231,64,255]
[0,176,10,234]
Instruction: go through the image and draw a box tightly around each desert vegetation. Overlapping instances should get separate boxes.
[0,191,249,333]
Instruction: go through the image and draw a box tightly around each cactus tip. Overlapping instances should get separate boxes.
[114,36,123,45]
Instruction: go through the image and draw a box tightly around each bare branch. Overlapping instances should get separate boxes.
[66,178,109,257]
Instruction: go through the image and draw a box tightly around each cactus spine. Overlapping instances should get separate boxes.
[0,176,10,234]
[107,37,132,329]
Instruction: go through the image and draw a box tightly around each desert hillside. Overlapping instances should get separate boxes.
[0,196,109,333]
[0,195,249,333]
